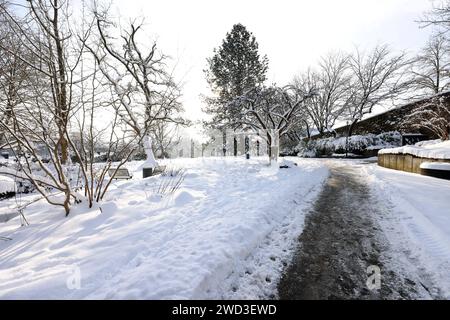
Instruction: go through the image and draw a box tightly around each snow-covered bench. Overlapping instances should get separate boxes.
[108,168,133,180]
[420,162,450,180]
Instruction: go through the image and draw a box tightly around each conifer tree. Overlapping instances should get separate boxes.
[205,23,268,128]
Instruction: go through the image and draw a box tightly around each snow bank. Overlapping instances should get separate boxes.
[379,140,450,160]
[0,175,15,194]
[363,164,450,298]
[0,157,328,299]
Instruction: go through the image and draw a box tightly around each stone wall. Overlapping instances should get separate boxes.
[378,153,450,174]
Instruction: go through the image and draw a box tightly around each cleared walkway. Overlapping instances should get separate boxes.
[278,161,432,299]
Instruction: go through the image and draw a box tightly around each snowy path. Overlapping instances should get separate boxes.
[278,160,447,299]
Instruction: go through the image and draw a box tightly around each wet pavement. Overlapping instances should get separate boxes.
[278,161,431,300]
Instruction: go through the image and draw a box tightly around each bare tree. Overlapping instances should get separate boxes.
[410,32,450,95]
[421,0,450,31]
[403,95,450,140]
[86,7,186,153]
[0,7,31,147]
[68,55,141,208]
[150,122,181,159]
[0,0,85,215]
[345,45,409,136]
[0,0,189,217]
[226,85,314,160]
[293,52,350,136]
[0,0,137,215]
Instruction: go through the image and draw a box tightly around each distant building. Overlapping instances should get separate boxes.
[313,90,450,142]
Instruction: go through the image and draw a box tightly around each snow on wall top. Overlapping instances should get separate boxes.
[379,140,450,160]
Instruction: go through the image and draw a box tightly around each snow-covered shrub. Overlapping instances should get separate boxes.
[296,140,325,157]
[374,131,402,146]
[280,144,299,156]
[296,131,402,157]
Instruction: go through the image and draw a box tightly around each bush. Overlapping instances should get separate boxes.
[296,131,402,157]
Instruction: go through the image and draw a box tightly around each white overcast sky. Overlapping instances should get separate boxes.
[95,0,436,124]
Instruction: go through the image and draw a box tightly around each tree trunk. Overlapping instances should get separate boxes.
[63,192,71,217]
[244,136,250,159]
[59,135,69,164]
[305,123,311,139]
[222,131,227,156]
[348,119,358,137]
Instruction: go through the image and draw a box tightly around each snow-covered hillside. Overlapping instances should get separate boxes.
[0,157,328,299]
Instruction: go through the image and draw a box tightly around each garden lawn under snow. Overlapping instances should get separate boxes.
[0,157,328,299]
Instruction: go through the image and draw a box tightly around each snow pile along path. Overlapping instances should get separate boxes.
[0,157,328,299]
[363,164,450,298]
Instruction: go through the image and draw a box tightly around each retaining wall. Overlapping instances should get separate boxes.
[378,153,450,174]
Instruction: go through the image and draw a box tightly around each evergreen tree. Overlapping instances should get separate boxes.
[205,23,269,128]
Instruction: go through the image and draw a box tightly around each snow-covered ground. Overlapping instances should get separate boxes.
[363,163,450,298]
[0,157,328,299]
